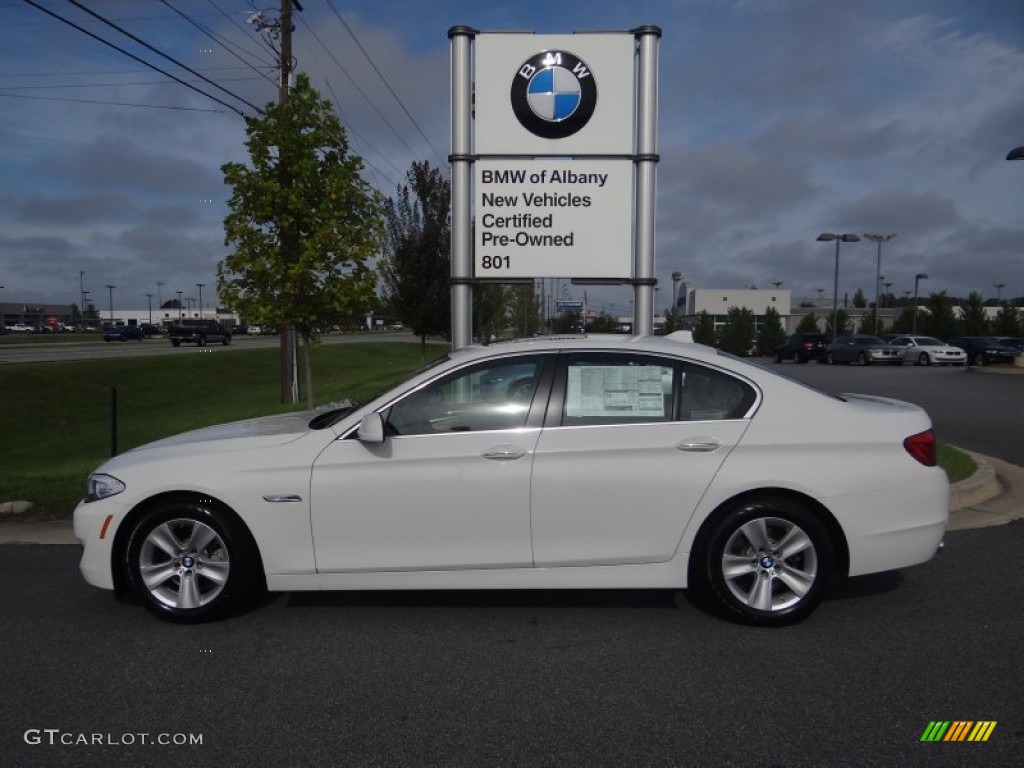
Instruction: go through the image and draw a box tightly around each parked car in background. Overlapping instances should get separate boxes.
[246,325,262,336]
[887,335,966,366]
[990,337,1023,354]
[825,335,902,365]
[103,325,145,342]
[73,333,948,628]
[4,323,36,333]
[140,324,164,338]
[947,336,1018,366]
[773,333,829,364]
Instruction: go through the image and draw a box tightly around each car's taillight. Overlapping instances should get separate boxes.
[904,429,937,467]
[802,342,813,350]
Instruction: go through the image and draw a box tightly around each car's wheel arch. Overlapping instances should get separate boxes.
[687,488,850,584]
[110,491,266,597]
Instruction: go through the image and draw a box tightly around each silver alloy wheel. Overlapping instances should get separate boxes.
[137,518,230,610]
[919,352,930,366]
[719,516,819,612]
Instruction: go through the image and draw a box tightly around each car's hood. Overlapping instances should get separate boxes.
[137,410,317,451]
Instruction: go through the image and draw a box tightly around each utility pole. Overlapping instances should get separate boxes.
[252,0,302,402]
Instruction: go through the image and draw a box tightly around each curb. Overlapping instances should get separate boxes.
[948,450,1001,512]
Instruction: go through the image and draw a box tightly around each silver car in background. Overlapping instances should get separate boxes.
[825,335,902,366]
[887,335,967,366]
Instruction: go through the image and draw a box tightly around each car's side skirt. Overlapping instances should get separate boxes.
[266,552,690,592]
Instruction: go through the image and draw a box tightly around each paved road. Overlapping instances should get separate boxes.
[0,332,421,364]
[2,526,1022,767]
[764,361,1024,465]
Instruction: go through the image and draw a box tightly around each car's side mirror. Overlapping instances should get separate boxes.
[357,412,385,443]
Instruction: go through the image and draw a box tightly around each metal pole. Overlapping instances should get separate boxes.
[449,26,476,350]
[632,26,661,338]
[110,386,118,457]
[832,240,840,342]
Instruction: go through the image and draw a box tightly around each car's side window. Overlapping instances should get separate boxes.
[561,354,674,426]
[679,363,756,422]
[385,357,543,436]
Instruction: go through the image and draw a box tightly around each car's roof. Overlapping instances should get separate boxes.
[449,332,724,365]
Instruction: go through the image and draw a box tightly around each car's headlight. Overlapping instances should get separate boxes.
[84,473,126,503]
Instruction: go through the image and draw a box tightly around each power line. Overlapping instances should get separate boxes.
[20,0,250,117]
[158,0,278,79]
[64,0,265,114]
[0,76,264,91]
[0,66,273,78]
[324,0,445,166]
[206,0,278,62]
[0,92,229,113]
[296,13,419,160]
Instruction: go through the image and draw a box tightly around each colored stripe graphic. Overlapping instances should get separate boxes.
[920,720,997,742]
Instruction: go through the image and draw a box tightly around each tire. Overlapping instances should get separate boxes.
[197,335,206,346]
[691,496,833,626]
[125,501,258,623]
[826,352,835,365]
[973,352,985,367]
[858,352,869,366]
[774,351,783,364]
[171,340,180,347]
[222,335,231,346]
[918,352,931,366]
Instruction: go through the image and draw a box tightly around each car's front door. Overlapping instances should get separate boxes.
[530,353,755,567]
[309,355,551,573]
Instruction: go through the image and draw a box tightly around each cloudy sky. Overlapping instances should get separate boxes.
[1,0,1022,319]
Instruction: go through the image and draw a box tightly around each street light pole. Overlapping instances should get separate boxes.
[817,233,861,341]
[146,293,153,325]
[864,233,896,334]
[912,273,928,334]
[196,283,204,319]
[176,291,183,320]
[157,281,164,309]
[994,282,1005,302]
[105,284,116,323]
[79,270,85,326]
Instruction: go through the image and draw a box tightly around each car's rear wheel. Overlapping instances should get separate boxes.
[197,335,207,346]
[171,339,180,347]
[692,496,833,626]
[918,352,931,366]
[826,352,835,365]
[125,501,258,623]
[222,335,231,346]
[973,352,985,366]
[774,351,783,363]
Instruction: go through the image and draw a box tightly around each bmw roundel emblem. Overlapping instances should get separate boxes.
[510,50,597,139]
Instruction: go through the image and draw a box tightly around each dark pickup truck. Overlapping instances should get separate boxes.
[167,319,232,347]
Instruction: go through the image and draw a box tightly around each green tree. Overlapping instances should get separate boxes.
[219,74,381,408]
[588,312,618,333]
[852,288,867,309]
[923,291,958,339]
[796,312,821,333]
[507,283,540,337]
[719,307,755,355]
[891,305,915,334]
[960,291,990,336]
[993,303,1022,336]
[661,308,684,335]
[756,306,786,356]
[379,160,452,358]
[826,308,851,339]
[693,310,716,345]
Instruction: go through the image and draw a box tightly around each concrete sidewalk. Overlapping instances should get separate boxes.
[0,451,1018,545]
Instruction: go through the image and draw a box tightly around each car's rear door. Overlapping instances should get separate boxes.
[529,352,757,567]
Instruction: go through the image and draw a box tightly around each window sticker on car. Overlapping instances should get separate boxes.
[566,365,666,418]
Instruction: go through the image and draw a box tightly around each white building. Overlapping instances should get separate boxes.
[684,288,792,330]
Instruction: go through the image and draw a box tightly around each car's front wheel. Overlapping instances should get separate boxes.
[125,501,258,623]
[918,352,931,366]
[826,352,835,365]
[973,352,985,367]
[692,497,834,626]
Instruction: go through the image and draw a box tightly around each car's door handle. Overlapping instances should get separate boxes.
[676,439,721,453]
[481,446,528,460]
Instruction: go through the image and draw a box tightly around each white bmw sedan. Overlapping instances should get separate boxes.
[887,335,967,366]
[74,334,948,626]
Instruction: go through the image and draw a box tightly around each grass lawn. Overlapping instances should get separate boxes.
[1,342,979,518]
[0,342,444,517]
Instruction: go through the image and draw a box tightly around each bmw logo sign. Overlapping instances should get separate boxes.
[510,50,597,139]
